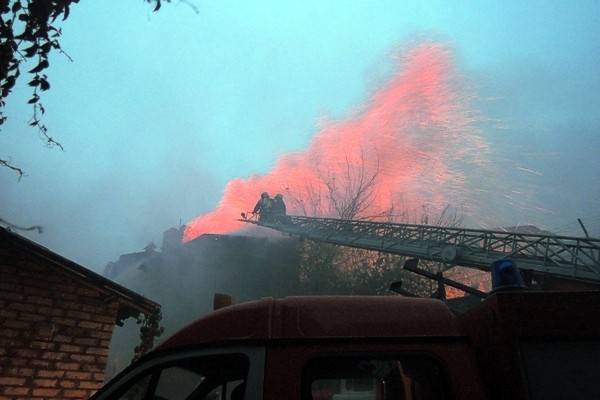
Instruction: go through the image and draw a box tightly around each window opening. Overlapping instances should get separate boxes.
[112,353,249,400]
[303,355,448,400]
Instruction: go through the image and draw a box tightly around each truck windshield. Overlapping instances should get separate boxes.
[303,355,448,400]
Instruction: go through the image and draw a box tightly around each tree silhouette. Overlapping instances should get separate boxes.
[0,0,168,177]
[286,151,465,296]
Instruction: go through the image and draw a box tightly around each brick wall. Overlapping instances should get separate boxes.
[0,250,121,400]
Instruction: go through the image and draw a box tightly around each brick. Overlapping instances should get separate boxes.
[2,386,30,396]
[69,310,94,321]
[18,271,48,282]
[0,328,20,337]
[2,320,30,329]
[29,358,51,368]
[32,388,60,397]
[58,344,82,353]
[50,317,77,327]
[0,282,21,292]
[92,372,106,381]
[72,337,98,346]
[3,367,35,376]
[63,389,91,398]
[6,302,36,313]
[59,302,83,312]
[85,347,109,357]
[55,362,80,371]
[85,363,106,373]
[56,283,77,292]
[77,320,102,329]
[87,330,112,340]
[93,314,118,324]
[81,304,104,314]
[40,351,67,361]
[69,354,96,363]
[0,291,24,301]
[58,292,78,302]
[0,338,22,346]
[39,307,66,317]
[79,380,102,389]
[0,309,18,318]
[67,327,86,337]
[31,340,57,350]
[23,283,51,293]
[37,370,65,378]
[25,295,53,306]
[0,377,27,385]
[33,378,58,387]
[59,379,77,389]
[76,287,99,297]
[0,263,18,273]
[13,348,38,358]
[9,357,28,366]
[53,334,74,343]
[0,276,20,286]
[64,371,92,381]
[18,312,46,322]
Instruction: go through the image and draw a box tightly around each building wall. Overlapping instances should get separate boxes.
[0,249,120,399]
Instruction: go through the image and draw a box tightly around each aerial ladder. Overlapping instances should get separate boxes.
[239,214,600,298]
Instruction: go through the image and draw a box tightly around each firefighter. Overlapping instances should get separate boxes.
[271,193,287,223]
[252,192,272,221]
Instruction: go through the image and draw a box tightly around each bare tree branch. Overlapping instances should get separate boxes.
[296,145,466,296]
[0,158,25,180]
[0,0,170,176]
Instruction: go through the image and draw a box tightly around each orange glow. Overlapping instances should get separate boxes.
[184,43,488,241]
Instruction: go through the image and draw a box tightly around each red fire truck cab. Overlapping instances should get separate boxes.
[90,289,600,400]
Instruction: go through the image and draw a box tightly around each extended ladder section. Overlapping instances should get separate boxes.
[240,215,600,284]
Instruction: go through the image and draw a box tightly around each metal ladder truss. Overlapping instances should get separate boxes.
[241,215,600,284]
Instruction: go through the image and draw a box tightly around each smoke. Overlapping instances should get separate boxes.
[184,42,489,241]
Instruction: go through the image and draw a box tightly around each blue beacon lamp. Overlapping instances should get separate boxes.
[491,258,527,293]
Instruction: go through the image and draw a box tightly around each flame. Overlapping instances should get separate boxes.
[184,42,488,241]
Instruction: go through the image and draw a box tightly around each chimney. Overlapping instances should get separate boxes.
[161,226,185,252]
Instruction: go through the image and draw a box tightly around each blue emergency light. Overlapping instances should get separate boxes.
[490,258,527,293]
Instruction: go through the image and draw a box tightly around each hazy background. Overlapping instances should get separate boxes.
[1,0,598,274]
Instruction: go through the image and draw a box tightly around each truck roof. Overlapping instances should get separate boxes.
[157,296,461,350]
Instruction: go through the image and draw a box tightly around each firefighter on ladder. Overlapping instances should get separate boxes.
[271,193,288,223]
[252,192,273,221]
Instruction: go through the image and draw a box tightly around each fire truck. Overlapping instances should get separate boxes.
[90,216,600,400]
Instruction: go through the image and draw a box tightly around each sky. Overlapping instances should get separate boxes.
[1,0,599,273]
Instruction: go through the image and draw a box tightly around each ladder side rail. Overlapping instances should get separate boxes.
[252,215,600,281]
[542,238,599,275]
[580,239,600,270]
[515,235,599,275]
[571,239,600,273]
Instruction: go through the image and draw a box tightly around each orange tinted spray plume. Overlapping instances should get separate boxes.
[184,42,487,241]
